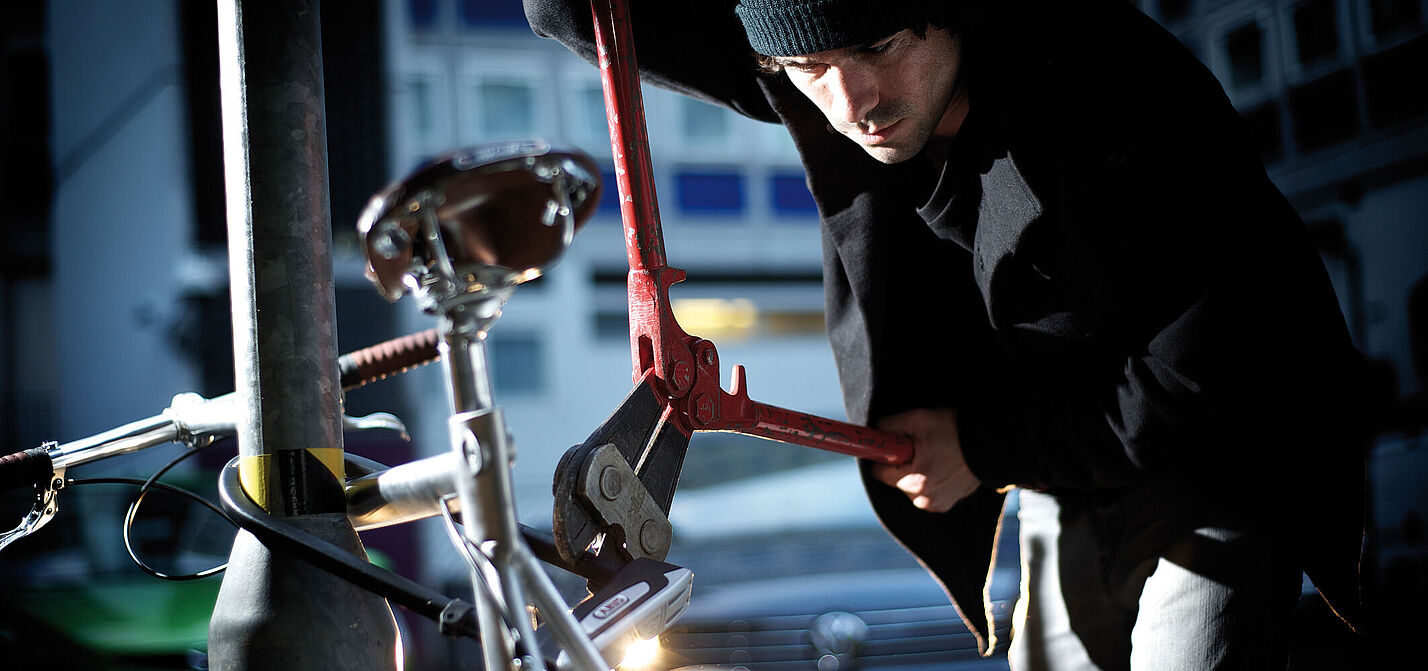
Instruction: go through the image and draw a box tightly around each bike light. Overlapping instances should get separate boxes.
[616,636,662,670]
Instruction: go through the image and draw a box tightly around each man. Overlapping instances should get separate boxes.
[525,1,1370,668]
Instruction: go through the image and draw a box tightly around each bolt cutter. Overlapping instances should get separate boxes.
[551,0,914,573]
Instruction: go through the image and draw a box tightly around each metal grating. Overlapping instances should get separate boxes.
[662,601,1010,670]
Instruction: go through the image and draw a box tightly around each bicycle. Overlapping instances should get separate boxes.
[3,142,697,671]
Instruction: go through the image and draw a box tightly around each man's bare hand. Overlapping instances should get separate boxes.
[871,408,980,513]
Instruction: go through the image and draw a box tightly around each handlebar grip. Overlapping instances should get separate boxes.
[0,447,55,492]
[338,329,441,391]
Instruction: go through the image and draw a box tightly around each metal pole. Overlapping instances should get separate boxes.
[207,1,398,668]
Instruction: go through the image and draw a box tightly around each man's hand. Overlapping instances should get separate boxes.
[871,408,980,513]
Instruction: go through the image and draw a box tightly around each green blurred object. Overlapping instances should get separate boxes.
[0,465,400,671]
[14,578,219,657]
[3,548,398,670]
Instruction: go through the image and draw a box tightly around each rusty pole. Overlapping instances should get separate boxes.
[207,1,399,668]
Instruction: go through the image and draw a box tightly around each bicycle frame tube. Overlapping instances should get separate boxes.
[439,316,608,671]
[438,326,518,669]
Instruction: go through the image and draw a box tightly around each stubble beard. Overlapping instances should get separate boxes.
[837,102,925,164]
[852,111,936,164]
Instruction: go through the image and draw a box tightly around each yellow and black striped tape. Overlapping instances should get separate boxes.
[239,447,346,516]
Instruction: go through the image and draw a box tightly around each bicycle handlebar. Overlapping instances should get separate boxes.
[339,328,440,391]
[0,330,443,495]
[0,447,54,493]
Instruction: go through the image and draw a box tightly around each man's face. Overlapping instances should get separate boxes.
[775,27,963,164]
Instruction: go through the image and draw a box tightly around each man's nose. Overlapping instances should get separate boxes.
[825,65,877,125]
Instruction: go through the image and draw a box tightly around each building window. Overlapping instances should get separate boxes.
[671,298,759,341]
[459,0,528,28]
[594,311,629,340]
[409,78,435,136]
[760,122,802,161]
[680,98,730,147]
[1367,0,1423,37]
[475,80,536,138]
[676,170,744,215]
[598,167,621,216]
[1289,69,1360,151]
[1224,21,1266,90]
[770,172,818,217]
[1362,34,1428,127]
[407,0,440,29]
[1293,0,1340,65]
[1178,31,1203,62]
[404,69,450,152]
[1158,0,1192,23]
[1240,101,1284,162]
[573,83,610,149]
[490,334,544,394]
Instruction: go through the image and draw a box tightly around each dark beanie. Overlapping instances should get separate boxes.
[735,0,930,57]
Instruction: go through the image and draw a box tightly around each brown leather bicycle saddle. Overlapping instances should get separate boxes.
[357,140,602,301]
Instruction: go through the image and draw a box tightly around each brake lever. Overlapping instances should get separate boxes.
[0,456,64,553]
[341,412,409,441]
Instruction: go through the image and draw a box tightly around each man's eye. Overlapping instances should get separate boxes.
[865,39,896,56]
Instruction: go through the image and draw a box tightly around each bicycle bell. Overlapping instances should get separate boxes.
[357,140,602,312]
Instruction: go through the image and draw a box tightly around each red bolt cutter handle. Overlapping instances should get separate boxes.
[709,365,914,465]
[590,0,912,465]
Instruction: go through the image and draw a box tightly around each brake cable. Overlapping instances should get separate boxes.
[67,444,237,581]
